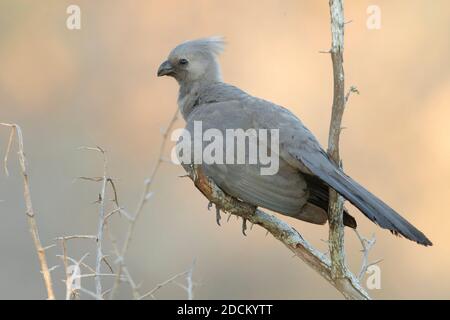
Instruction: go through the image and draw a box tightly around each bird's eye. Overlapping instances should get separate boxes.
[179,58,189,65]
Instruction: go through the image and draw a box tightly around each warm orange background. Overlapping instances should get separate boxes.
[0,0,449,299]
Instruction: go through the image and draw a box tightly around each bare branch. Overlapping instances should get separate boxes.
[2,125,14,176]
[95,148,108,298]
[186,259,196,300]
[78,287,104,300]
[139,262,194,301]
[105,222,141,299]
[354,230,381,281]
[55,235,97,241]
[0,123,55,300]
[326,0,351,284]
[77,146,110,298]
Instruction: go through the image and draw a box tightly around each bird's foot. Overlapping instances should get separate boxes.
[215,206,221,226]
[242,218,247,236]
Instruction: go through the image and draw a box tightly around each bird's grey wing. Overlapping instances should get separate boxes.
[239,95,432,246]
[183,101,326,224]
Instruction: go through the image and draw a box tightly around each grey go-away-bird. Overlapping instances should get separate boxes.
[157,37,432,246]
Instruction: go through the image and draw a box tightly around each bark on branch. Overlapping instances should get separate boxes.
[327,0,347,281]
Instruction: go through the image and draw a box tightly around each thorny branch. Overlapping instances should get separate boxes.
[139,259,196,300]
[78,146,108,298]
[109,108,179,299]
[60,109,190,300]
[0,123,55,300]
[327,0,347,282]
[325,0,376,300]
[0,110,191,299]
[355,230,381,281]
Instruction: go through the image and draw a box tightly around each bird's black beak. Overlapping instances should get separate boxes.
[157,60,174,77]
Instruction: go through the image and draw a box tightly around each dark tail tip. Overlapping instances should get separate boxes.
[391,229,433,247]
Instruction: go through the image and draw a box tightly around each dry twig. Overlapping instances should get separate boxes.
[0,123,55,300]
[109,109,179,299]
[78,146,109,298]
[354,230,382,281]
[139,259,196,300]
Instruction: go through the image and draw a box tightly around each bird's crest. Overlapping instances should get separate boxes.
[172,36,225,57]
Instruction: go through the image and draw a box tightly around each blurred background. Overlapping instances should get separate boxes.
[0,0,449,299]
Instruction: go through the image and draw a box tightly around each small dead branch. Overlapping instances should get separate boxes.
[139,271,189,300]
[3,125,14,176]
[55,235,97,241]
[0,123,55,300]
[139,259,196,300]
[78,146,108,298]
[355,230,381,281]
[185,259,196,300]
[105,223,141,299]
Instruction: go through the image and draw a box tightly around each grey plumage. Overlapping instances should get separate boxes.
[157,37,432,246]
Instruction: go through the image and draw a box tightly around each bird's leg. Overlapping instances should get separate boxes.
[242,218,248,236]
[208,201,222,226]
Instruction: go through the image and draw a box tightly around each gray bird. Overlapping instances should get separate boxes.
[157,37,432,246]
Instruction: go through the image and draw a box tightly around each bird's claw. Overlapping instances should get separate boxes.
[215,206,221,226]
[242,218,247,236]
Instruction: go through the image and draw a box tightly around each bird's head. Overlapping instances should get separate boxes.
[157,36,225,85]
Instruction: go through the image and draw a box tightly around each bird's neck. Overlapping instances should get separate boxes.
[178,80,215,119]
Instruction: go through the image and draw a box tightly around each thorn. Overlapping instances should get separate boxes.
[43,265,60,273]
[368,259,383,267]
[227,213,232,222]
[42,244,56,251]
